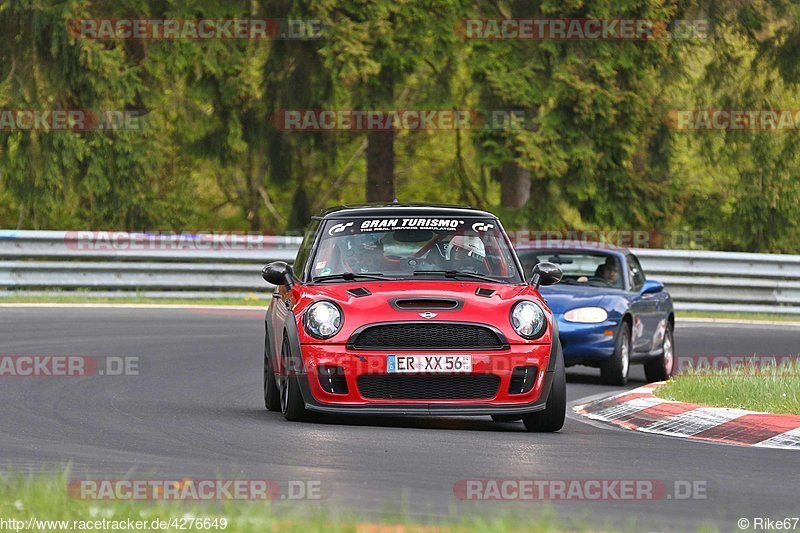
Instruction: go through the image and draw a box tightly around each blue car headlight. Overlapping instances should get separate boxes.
[564,306,608,323]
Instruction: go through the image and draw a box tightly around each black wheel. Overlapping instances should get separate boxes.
[491,415,522,422]
[644,323,675,383]
[278,334,309,422]
[601,321,631,386]
[263,346,280,412]
[522,339,566,432]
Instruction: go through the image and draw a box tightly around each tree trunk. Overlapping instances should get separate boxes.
[500,161,531,209]
[365,66,395,203]
[366,130,395,202]
[288,181,311,232]
[246,146,262,231]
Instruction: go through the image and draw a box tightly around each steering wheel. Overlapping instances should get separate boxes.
[587,276,612,287]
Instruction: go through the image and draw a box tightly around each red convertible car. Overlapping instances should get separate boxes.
[262,204,566,431]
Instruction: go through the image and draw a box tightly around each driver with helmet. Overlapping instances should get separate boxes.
[343,235,386,273]
[447,234,488,273]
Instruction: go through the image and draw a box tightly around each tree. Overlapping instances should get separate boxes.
[0,0,196,229]
[315,0,467,202]
[469,0,688,231]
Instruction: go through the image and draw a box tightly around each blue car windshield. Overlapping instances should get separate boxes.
[518,250,624,289]
[310,217,523,283]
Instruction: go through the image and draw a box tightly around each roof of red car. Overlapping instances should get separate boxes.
[317,203,497,219]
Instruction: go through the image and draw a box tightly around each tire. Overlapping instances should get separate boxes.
[278,334,309,422]
[491,415,522,423]
[644,323,675,383]
[263,347,280,412]
[601,321,631,386]
[522,339,566,432]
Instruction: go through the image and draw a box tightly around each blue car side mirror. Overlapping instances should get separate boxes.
[641,279,664,295]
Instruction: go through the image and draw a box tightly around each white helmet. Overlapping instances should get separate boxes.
[448,235,486,261]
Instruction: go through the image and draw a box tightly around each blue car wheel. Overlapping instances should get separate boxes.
[644,323,675,382]
[600,322,630,386]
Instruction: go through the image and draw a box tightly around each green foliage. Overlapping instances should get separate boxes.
[0,1,198,229]
[0,0,798,253]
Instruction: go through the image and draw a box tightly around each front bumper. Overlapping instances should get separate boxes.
[296,344,554,415]
[558,318,619,363]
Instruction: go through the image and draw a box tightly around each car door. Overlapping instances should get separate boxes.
[626,254,659,353]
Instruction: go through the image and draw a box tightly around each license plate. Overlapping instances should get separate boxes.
[387,354,472,374]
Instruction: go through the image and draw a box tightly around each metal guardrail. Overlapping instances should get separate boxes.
[1,230,799,314]
[0,230,299,300]
[634,249,800,314]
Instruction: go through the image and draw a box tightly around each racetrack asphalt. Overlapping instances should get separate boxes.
[0,307,798,531]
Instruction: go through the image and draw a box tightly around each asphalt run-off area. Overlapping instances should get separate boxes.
[0,307,798,531]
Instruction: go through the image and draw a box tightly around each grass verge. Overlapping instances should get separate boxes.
[655,361,800,415]
[0,471,602,533]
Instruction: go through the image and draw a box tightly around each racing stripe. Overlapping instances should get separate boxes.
[638,407,751,438]
[575,383,800,449]
[753,427,800,449]
[583,396,665,424]
[575,392,652,416]
[615,401,700,430]
[691,413,800,445]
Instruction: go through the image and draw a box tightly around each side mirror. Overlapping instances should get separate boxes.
[262,261,295,288]
[530,262,563,288]
[641,279,664,295]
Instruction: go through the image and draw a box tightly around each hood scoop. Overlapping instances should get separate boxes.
[475,287,496,298]
[346,287,372,297]
[390,298,462,310]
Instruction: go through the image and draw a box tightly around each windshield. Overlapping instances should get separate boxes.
[309,216,523,283]
[518,250,624,289]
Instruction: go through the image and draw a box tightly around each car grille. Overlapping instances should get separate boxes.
[348,323,506,350]
[356,374,500,400]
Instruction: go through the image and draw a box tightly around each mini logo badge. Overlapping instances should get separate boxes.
[419,312,438,319]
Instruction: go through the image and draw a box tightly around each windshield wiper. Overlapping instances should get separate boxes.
[412,270,504,283]
[313,272,395,282]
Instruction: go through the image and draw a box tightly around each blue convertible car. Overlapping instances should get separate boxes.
[516,243,674,385]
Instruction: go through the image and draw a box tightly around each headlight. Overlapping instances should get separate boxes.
[564,306,608,323]
[510,301,547,339]
[303,301,343,339]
